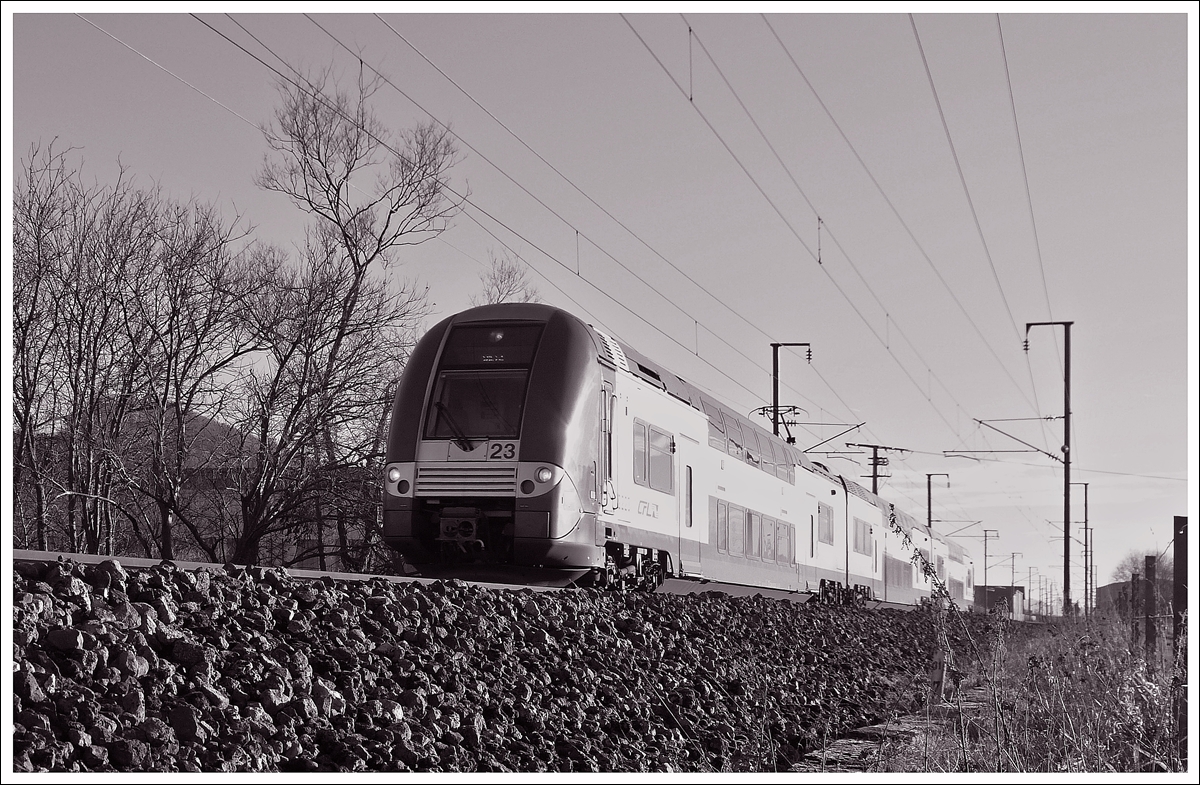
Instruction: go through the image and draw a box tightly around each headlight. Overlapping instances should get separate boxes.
[536,467,553,483]
[387,467,402,483]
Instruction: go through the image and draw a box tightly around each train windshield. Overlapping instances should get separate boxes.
[424,323,543,441]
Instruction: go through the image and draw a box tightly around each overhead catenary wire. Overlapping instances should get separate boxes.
[194,12,834,439]
[909,14,1061,459]
[909,14,1024,346]
[681,15,1029,444]
[996,13,1068,455]
[310,13,896,443]
[624,13,979,451]
[761,13,1046,424]
[372,13,878,435]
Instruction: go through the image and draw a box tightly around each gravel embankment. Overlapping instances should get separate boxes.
[12,558,987,772]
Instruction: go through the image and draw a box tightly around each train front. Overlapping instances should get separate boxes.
[382,303,604,584]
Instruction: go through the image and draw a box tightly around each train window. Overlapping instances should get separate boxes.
[685,466,693,527]
[937,555,946,580]
[810,515,815,558]
[723,415,744,458]
[708,420,726,451]
[702,400,726,450]
[748,512,761,559]
[729,506,745,554]
[771,441,789,481]
[438,323,543,368]
[633,420,647,486]
[648,426,674,494]
[817,502,834,545]
[780,523,792,564]
[761,515,774,561]
[717,499,728,552]
[425,370,529,440]
[853,518,871,555]
[885,555,912,588]
[743,429,761,467]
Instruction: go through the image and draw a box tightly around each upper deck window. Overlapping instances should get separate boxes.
[438,323,544,368]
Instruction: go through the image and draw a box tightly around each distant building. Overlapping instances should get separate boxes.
[974,585,1026,620]
[1095,577,1173,620]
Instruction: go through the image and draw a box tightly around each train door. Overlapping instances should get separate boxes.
[678,462,700,575]
[596,382,617,546]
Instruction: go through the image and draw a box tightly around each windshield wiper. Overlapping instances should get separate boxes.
[434,402,474,452]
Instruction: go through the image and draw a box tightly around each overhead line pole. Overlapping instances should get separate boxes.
[1027,320,1073,617]
[1072,482,1089,618]
[771,342,811,439]
[926,473,949,530]
[982,529,999,609]
[846,442,908,494]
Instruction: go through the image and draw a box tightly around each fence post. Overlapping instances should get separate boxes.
[1173,515,1187,765]
[1131,571,1141,655]
[1144,555,1157,674]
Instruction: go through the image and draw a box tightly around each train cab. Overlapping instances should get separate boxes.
[381,303,606,583]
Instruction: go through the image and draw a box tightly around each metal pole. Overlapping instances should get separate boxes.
[981,529,997,609]
[1027,567,1033,616]
[1010,552,1022,613]
[1064,323,1072,616]
[772,343,779,437]
[1173,515,1187,765]
[926,473,948,530]
[1027,321,1074,617]
[1132,571,1141,652]
[1072,482,1090,616]
[770,342,811,439]
[1145,555,1157,673]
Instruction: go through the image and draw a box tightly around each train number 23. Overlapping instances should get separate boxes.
[487,441,517,460]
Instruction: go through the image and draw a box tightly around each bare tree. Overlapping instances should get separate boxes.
[225,230,431,566]
[469,249,541,306]
[42,162,162,555]
[1112,548,1174,584]
[112,198,257,561]
[14,144,259,561]
[13,142,79,550]
[221,67,459,565]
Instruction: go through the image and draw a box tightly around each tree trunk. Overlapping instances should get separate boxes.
[158,497,175,560]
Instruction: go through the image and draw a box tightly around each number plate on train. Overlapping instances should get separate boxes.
[486,441,518,460]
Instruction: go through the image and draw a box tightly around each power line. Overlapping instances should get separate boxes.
[996,13,1067,455]
[75,15,257,132]
[379,12,873,433]
[193,13,833,436]
[909,14,1024,346]
[761,13,1045,423]
[625,13,979,449]
[996,14,1061,370]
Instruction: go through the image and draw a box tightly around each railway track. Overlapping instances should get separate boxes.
[13,549,923,612]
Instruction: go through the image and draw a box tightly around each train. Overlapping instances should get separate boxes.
[381,302,974,607]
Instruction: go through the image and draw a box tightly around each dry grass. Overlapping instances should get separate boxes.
[873,610,1187,773]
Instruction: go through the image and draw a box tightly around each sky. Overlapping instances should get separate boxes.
[5,5,1197,608]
